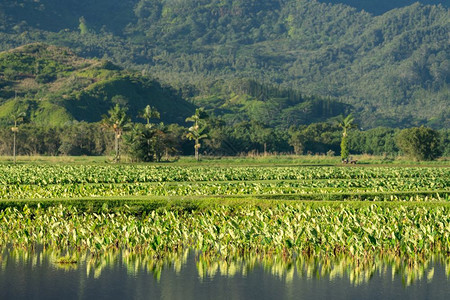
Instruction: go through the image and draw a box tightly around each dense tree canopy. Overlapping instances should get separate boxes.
[0,1,448,129]
[396,126,442,161]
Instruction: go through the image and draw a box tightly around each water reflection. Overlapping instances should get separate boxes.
[1,247,449,287]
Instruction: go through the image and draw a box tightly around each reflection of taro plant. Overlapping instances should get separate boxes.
[11,111,26,164]
[7,246,443,286]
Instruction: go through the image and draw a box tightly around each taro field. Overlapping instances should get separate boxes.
[0,164,449,263]
[0,164,448,202]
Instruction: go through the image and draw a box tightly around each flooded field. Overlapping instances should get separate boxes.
[1,249,449,300]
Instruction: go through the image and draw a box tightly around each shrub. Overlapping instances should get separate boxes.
[396,127,442,161]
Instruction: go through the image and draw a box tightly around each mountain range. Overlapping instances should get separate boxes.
[0,0,448,128]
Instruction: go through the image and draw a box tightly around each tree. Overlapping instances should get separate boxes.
[79,17,89,35]
[139,105,160,127]
[186,108,208,161]
[396,127,442,161]
[288,126,307,155]
[125,122,180,162]
[11,111,26,164]
[338,114,357,161]
[124,123,153,162]
[152,123,171,161]
[249,121,273,156]
[101,104,131,162]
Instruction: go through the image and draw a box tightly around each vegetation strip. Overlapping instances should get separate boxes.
[0,183,447,201]
[1,165,447,185]
[0,165,447,203]
[1,202,449,260]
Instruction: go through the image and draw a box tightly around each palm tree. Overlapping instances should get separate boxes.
[11,111,26,164]
[338,114,357,161]
[139,105,160,127]
[101,104,131,162]
[185,108,208,161]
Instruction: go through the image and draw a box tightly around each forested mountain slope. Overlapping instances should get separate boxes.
[0,44,350,128]
[0,44,195,126]
[318,1,448,15]
[0,0,448,128]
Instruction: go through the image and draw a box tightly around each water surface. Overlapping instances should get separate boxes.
[1,250,448,300]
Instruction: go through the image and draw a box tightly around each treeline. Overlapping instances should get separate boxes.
[1,121,448,159]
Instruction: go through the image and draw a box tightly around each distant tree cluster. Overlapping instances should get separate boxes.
[1,108,447,161]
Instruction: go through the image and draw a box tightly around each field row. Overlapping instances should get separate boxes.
[1,165,448,185]
[0,179,448,200]
[1,203,449,259]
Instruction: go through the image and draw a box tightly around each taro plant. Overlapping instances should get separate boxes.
[1,203,449,261]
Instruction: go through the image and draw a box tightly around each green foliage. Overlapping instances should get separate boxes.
[338,114,358,159]
[78,17,89,35]
[348,127,399,155]
[2,164,447,185]
[439,129,450,157]
[0,44,196,126]
[288,122,341,155]
[139,105,160,126]
[0,1,448,128]
[0,122,111,156]
[124,123,174,162]
[194,79,351,128]
[10,111,25,126]
[186,108,209,160]
[0,0,135,33]
[58,121,109,156]
[317,1,448,15]
[341,135,349,160]
[0,164,448,206]
[0,3,448,157]
[396,127,442,161]
[102,104,131,162]
[0,189,449,259]
[0,162,446,265]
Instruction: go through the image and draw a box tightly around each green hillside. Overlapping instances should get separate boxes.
[0,44,351,128]
[0,0,449,128]
[0,44,195,126]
